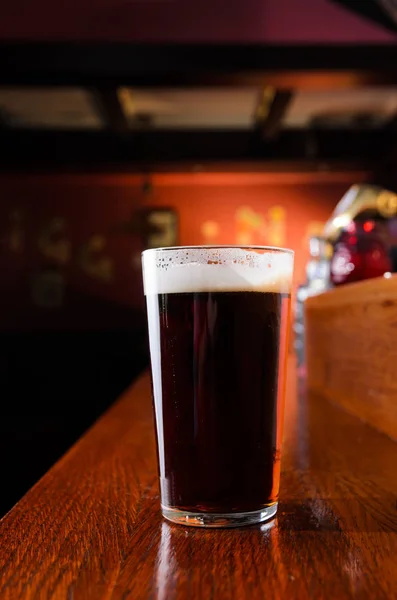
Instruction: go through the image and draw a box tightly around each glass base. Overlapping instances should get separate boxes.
[161,503,278,528]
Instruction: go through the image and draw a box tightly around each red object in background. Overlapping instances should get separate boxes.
[331,235,363,285]
[363,220,375,233]
[330,222,392,286]
[362,238,392,278]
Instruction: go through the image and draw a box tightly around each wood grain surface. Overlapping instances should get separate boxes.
[305,275,397,440]
[0,359,396,599]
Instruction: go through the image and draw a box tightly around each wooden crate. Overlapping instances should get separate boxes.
[305,275,397,440]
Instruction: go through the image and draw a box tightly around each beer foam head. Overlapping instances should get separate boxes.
[142,246,294,295]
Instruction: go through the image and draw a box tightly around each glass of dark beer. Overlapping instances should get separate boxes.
[142,246,293,527]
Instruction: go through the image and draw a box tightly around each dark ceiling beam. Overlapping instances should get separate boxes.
[257,90,294,140]
[331,0,397,33]
[253,87,274,128]
[0,107,9,128]
[0,128,391,168]
[93,88,129,133]
[1,44,397,87]
[374,109,397,179]
[383,111,397,131]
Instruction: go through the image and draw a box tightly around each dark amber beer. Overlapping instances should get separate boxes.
[142,247,293,527]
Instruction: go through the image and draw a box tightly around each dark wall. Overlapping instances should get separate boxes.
[0,167,370,514]
[0,173,150,515]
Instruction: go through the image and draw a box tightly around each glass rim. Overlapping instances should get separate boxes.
[142,245,294,257]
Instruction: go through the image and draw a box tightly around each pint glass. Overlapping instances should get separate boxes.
[142,246,293,527]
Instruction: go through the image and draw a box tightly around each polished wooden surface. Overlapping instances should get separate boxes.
[0,359,396,599]
[306,275,397,440]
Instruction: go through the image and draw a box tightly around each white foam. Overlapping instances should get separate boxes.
[142,247,293,295]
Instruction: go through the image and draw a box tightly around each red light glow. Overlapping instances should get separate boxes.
[363,221,375,233]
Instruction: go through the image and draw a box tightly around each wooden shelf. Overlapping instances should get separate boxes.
[306,275,397,440]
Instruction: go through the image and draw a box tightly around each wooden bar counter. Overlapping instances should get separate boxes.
[0,359,396,599]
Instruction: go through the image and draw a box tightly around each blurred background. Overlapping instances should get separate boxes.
[1,0,397,515]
